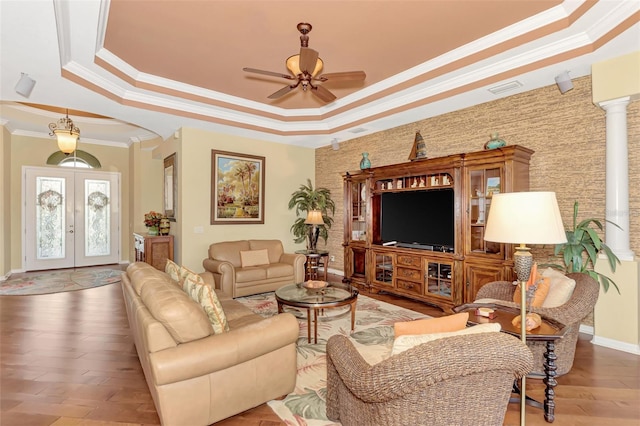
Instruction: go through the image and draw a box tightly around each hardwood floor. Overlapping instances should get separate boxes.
[1,267,638,425]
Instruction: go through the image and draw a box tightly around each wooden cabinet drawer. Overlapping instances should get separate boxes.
[397,279,423,295]
[396,267,422,281]
[397,255,421,268]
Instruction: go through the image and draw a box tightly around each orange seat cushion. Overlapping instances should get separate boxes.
[394,312,469,337]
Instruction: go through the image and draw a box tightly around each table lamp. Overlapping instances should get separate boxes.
[484,191,567,425]
[305,210,324,252]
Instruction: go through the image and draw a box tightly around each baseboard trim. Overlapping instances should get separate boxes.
[581,323,640,355]
[591,335,640,355]
[579,324,594,336]
[327,267,343,277]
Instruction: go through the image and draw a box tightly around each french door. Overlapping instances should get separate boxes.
[23,167,120,271]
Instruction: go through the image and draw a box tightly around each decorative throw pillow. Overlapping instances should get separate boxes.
[165,259,181,283]
[239,249,270,268]
[182,270,229,334]
[541,267,577,308]
[512,264,550,307]
[394,312,469,337]
[391,323,501,355]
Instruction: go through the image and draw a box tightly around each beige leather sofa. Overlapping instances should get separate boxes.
[121,262,299,425]
[201,239,306,298]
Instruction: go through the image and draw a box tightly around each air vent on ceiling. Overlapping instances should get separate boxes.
[349,127,367,134]
[488,81,523,95]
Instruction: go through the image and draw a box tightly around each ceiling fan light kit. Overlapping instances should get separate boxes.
[286,53,323,77]
[243,22,366,103]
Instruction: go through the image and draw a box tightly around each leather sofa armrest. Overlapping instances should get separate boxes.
[202,258,235,297]
[150,312,299,386]
[280,253,306,283]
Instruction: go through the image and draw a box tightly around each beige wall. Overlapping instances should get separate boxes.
[592,51,640,103]
[129,141,166,261]
[1,128,10,277]
[6,135,131,271]
[316,75,640,271]
[176,127,315,271]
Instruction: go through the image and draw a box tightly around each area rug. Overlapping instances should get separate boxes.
[0,268,123,296]
[236,292,429,426]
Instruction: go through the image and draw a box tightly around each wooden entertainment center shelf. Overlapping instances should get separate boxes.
[342,145,533,311]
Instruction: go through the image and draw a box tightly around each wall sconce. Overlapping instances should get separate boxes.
[554,71,573,94]
[15,73,36,98]
[49,109,80,154]
[331,138,340,151]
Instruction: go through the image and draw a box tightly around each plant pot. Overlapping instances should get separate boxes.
[147,226,159,236]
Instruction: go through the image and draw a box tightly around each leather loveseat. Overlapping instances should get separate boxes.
[201,239,306,298]
[121,262,299,425]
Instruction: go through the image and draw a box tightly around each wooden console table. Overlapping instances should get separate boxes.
[133,233,174,271]
[453,303,567,423]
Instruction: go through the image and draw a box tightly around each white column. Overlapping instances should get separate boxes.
[599,96,634,260]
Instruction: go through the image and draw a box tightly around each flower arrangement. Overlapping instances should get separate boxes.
[144,211,164,228]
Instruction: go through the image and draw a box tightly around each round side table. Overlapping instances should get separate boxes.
[295,250,329,281]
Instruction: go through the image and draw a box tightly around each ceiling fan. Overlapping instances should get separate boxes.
[243,23,366,103]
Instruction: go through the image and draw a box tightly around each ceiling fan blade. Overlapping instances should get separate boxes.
[310,85,336,103]
[315,71,366,82]
[243,67,294,80]
[268,84,297,99]
[299,47,319,74]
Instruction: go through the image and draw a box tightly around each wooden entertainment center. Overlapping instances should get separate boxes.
[342,145,533,311]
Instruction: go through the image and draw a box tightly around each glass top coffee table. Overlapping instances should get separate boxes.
[275,281,358,344]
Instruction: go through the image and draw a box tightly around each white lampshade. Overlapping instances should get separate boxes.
[484,192,567,245]
[305,210,324,225]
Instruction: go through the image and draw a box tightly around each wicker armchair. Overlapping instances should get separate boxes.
[326,332,533,426]
[475,272,599,377]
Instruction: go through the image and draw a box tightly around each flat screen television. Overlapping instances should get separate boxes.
[380,189,455,251]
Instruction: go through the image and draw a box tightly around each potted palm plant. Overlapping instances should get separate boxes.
[546,201,621,293]
[288,179,335,250]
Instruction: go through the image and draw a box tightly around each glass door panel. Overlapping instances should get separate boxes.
[74,172,119,267]
[351,180,367,242]
[469,167,501,254]
[373,252,394,285]
[426,261,453,298]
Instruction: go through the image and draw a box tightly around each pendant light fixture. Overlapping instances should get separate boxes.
[49,109,80,154]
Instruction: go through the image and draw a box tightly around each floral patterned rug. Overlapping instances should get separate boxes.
[236,292,429,425]
[0,268,123,296]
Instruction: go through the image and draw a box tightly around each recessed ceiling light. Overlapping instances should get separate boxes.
[488,81,523,95]
[349,127,367,134]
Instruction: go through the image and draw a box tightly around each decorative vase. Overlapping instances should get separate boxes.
[360,152,371,169]
[414,131,427,159]
[485,132,507,150]
[147,226,159,236]
[159,218,170,235]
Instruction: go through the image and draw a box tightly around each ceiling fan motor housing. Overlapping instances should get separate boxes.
[297,22,312,47]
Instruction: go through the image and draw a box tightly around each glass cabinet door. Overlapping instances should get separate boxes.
[426,261,452,298]
[469,167,501,255]
[373,252,394,286]
[350,180,367,242]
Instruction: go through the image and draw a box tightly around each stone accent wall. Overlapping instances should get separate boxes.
[316,76,640,276]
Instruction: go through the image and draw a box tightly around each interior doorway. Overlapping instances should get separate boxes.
[23,166,121,271]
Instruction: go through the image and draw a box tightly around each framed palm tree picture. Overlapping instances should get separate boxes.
[211,150,265,224]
